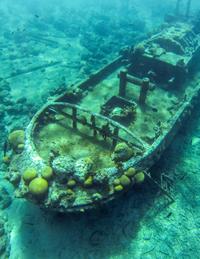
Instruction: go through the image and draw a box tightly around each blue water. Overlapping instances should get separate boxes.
[1,0,200,258]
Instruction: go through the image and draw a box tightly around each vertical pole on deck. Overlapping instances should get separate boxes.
[72,107,77,129]
[186,0,192,18]
[119,69,127,97]
[112,127,119,150]
[139,78,150,105]
[91,115,97,137]
[175,0,181,16]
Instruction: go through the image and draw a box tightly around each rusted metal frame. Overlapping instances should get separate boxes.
[49,107,127,148]
[144,171,175,202]
[48,102,147,150]
[118,70,150,104]
[118,70,154,89]
[49,106,142,150]
[53,102,146,148]
[126,74,154,89]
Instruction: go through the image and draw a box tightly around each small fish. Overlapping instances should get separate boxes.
[168,77,175,84]
[34,14,39,18]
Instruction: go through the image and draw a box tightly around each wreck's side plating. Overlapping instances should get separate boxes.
[5,16,200,212]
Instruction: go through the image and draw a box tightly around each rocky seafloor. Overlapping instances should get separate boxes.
[1,1,200,259]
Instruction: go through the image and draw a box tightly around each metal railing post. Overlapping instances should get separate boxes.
[175,0,181,16]
[119,69,127,97]
[186,0,192,18]
[139,78,150,105]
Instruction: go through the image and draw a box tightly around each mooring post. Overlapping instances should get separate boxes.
[112,127,119,150]
[139,78,150,105]
[91,115,97,137]
[119,69,127,97]
[175,0,181,16]
[72,107,77,129]
[186,0,192,18]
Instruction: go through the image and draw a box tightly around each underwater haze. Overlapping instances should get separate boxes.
[1,0,200,258]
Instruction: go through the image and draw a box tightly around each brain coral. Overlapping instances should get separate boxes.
[29,177,48,197]
[41,166,53,180]
[23,168,37,184]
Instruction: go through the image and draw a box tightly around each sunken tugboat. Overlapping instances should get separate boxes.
[4,8,200,212]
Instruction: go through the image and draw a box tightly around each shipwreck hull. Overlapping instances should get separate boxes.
[6,18,200,213]
[24,88,200,213]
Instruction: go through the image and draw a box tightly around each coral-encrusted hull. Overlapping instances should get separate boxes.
[6,18,200,212]
[9,82,200,213]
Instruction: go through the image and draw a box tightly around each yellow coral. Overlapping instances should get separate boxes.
[114,185,124,192]
[2,155,10,164]
[8,130,25,149]
[66,189,75,201]
[41,166,53,180]
[112,142,133,162]
[113,179,120,186]
[83,157,93,169]
[29,177,48,197]
[134,172,145,184]
[67,179,76,188]
[84,176,93,187]
[17,143,24,152]
[23,168,37,184]
[119,175,131,187]
[125,167,137,177]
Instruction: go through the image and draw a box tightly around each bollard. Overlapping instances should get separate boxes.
[119,69,127,97]
[139,78,150,105]
[186,0,191,18]
[91,115,97,137]
[175,0,181,16]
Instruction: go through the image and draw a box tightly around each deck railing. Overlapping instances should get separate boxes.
[45,102,147,151]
